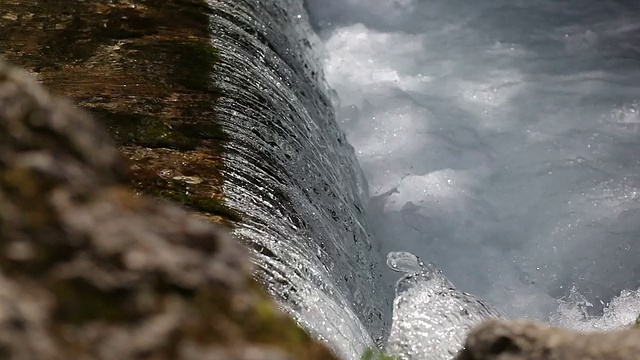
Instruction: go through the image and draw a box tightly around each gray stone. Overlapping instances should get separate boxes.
[456,319,640,360]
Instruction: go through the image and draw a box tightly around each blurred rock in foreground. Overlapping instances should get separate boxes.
[456,319,640,360]
[0,60,337,360]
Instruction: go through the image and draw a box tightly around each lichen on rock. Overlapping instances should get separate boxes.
[0,60,337,360]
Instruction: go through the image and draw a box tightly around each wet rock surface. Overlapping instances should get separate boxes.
[0,0,234,224]
[0,61,337,359]
[456,319,640,360]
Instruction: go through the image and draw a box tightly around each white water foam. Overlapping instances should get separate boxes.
[305,0,640,347]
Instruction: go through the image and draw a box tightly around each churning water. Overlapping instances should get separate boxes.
[208,0,640,359]
[306,0,640,338]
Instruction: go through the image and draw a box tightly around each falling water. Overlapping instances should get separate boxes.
[207,1,388,358]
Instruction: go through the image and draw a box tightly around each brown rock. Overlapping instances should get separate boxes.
[0,0,234,225]
[0,61,337,359]
[456,319,640,360]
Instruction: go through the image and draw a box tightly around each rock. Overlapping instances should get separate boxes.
[0,0,235,225]
[455,319,640,360]
[0,60,337,359]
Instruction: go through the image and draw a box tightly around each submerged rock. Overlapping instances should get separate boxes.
[0,61,337,359]
[456,319,640,360]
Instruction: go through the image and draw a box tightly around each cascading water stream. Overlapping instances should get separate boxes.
[206,1,389,358]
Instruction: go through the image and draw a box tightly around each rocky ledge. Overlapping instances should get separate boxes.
[0,61,336,360]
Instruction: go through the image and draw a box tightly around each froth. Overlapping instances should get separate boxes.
[308,0,640,329]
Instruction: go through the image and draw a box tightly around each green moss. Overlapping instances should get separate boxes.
[91,109,201,150]
[122,40,219,94]
[91,107,227,152]
[361,348,398,360]
[138,121,190,148]
[235,282,314,352]
[172,41,219,92]
[175,121,227,143]
[251,295,307,344]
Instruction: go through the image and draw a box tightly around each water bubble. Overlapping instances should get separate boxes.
[386,251,423,273]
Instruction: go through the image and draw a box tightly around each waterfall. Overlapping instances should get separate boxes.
[207,1,389,358]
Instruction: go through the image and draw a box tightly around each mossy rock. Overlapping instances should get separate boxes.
[0,0,234,226]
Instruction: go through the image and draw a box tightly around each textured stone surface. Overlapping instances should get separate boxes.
[456,319,640,360]
[0,0,233,224]
[0,61,337,360]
